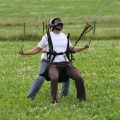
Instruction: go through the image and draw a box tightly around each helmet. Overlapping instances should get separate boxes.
[49,17,63,31]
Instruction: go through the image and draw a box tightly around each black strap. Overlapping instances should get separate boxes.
[66,33,70,60]
[47,31,54,63]
[66,33,75,61]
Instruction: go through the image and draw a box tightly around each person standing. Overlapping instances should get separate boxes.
[19,17,89,103]
[26,52,70,100]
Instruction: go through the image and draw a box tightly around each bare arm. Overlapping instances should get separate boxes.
[19,46,42,55]
[70,43,89,52]
[41,48,46,53]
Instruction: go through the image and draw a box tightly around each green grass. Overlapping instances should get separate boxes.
[0,0,120,40]
[0,40,120,119]
[0,0,120,119]
[0,0,120,20]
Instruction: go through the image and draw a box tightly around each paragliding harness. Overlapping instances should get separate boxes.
[40,31,75,82]
[40,21,93,82]
[46,32,75,63]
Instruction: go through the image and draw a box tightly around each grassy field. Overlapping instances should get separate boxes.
[0,0,120,119]
[0,40,120,119]
[0,0,120,40]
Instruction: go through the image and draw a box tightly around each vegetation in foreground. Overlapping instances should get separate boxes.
[0,40,120,120]
[0,0,120,119]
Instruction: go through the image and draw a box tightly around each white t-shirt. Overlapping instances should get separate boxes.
[38,32,72,62]
[41,53,47,60]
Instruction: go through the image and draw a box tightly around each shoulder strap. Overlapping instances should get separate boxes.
[65,33,75,61]
[46,32,59,63]
[65,33,70,60]
[46,32,54,63]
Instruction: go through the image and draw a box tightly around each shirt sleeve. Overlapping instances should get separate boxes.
[38,34,48,48]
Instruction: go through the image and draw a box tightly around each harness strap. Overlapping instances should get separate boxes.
[47,31,54,63]
[66,33,75,61]
[47,51,68,55]
[47,32,75,63]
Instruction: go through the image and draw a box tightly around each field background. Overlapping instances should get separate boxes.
[0,0,120,40]
[0,0,120,120]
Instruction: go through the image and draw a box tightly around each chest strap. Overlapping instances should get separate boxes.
[47,32,75,63]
